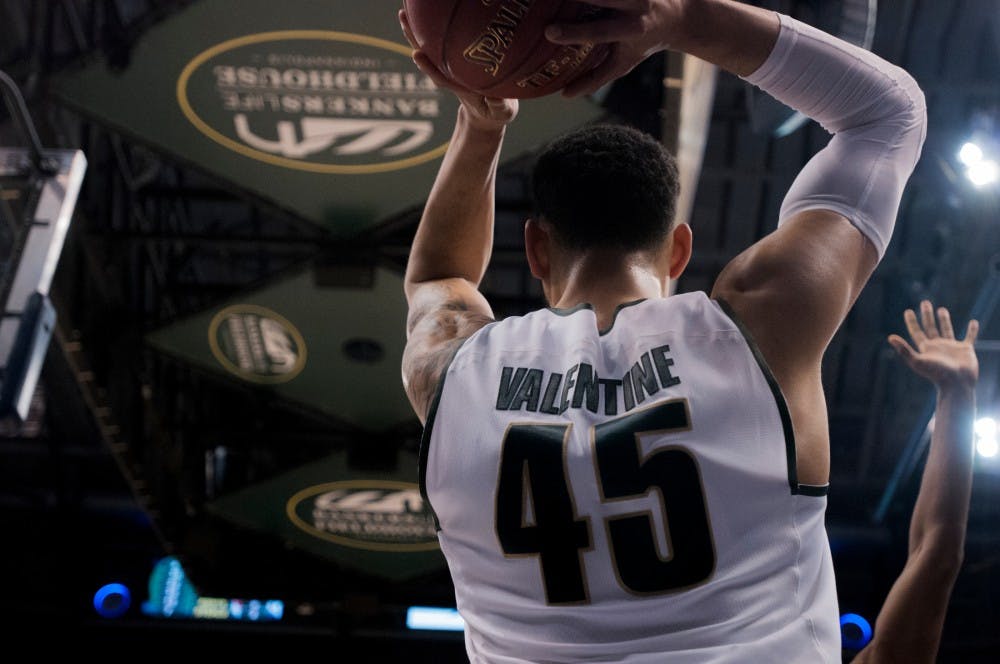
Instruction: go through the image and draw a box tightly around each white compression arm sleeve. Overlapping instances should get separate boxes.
[742,13,927,259]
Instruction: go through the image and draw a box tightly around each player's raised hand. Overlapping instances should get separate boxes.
[888,300,979,391]
[545,0,685,98]
[399,9,519,131]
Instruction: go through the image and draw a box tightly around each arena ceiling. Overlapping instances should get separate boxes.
[0,0,998,657]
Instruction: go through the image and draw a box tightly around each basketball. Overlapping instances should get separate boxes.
[402,0,610,99]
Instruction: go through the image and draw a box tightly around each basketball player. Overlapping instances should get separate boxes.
[399,1,927,661]
[851,302,979,664]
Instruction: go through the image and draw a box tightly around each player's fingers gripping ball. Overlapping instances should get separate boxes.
[402,0,610,99]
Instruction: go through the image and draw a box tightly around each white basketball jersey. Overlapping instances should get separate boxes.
[420,291,840,663]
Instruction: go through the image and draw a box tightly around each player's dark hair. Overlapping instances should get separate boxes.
[531,123,680,253]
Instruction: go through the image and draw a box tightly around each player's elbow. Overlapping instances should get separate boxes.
[843,67,927,159]
[403,277,424,305]
[912,527,966,581]
[924,540,965,579]
[895,68,926,118]
[884,69,928,149]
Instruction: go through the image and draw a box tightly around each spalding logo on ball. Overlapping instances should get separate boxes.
[403,0,610,99]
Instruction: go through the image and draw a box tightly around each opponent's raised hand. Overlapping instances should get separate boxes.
[399,9,518,131]
[888,300,979,391]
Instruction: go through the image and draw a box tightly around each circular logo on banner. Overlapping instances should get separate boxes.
[177,31,454,173]
[208,304,306,384]
[287,480,439,552]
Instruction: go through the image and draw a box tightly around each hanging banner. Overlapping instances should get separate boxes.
[50,0,603,235]
[146,264,414,432]
[207,450,446,582]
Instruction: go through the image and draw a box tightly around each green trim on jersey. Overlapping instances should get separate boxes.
[546,302,594,317]
[714,298,829,498]
[547,298,649,336]
[418,340,470,531]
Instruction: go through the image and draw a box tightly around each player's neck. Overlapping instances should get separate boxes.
[550,257,669,329]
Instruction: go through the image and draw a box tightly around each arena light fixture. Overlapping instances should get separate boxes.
[967,159,999,187]
[975,416,998,459]
[958,140,999,187]
[406,606,465,632]
[93,583,131,618]
[840,613,873,650]
[958,142,984,166]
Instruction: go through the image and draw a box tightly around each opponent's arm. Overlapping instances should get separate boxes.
[399,11,517,423]
[853,302,979,664]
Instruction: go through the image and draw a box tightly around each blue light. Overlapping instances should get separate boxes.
[264,600,285,620]
[93,583,131,618]
[841,613,873,650]
[406,606,465,632]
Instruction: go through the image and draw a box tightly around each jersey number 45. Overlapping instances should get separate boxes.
[495,399,716,604]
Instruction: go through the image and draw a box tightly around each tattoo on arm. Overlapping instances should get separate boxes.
[403,294,493,422]
[404,336,466,420]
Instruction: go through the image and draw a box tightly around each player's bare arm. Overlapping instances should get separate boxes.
[853,303,978,664]
[402,280,495,424]
[547,0,867,359]
[551,0,927,485]
[398,10,517,423]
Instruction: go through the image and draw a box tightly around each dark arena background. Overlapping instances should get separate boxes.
[0,0,998,660]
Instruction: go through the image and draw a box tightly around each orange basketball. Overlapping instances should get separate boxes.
[403,0,610,99]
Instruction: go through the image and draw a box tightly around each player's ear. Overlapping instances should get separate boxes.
[524,218,551,280]
[668,223,693,280]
